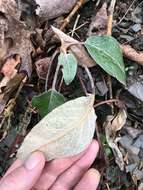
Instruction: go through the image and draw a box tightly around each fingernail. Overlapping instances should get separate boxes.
[24,152,41,170]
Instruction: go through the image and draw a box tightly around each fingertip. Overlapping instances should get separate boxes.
[0,151,46,190]
[87,168,101,180]
[24,151,46,170]
[84,168,100,188]
[32,151,46,163]
[74,168,100,190]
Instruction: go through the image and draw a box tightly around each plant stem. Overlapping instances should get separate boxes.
[107,0,117,35]
[45,50,59,91]
[84,66,95,95]
[94,99,120,108]
[107,0,117,113]
[60,0,85,31]
[52,63,61,90]
[71,14,80,37]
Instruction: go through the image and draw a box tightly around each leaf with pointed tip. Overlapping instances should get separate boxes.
[58,52,77,85]
[32,89,65,117]
[17,95,97,161]
[85,36,126,85]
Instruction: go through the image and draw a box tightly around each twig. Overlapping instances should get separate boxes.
[68,22,88,35]
[58,76,64,93]
[52,63,61,90]
[78,74,88,95]
[84,66,95,95]
[94,99,120,108]
[115,0,136,26]
[107,0,117,35]
[107,0,117,113]
[45,49,59,91]
[71,14,80,37]
[60,0,85,31]
[105,183,111,190]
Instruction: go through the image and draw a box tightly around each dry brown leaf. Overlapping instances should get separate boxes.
[88,2,108,36]
[36,0,88,20]
[0,55,20,93]
[35,57,51,79]
[0,73,26,114]
[4,17,33,78]
[1,55,20,78]
[0,13,8,61]
[0,0,20,19]
[122,44,143,66]
[111,109,127,132]
[0,3,33,77]
[52,26,95,67]
[17,94,97,161]
[104,109,127,170]
[0,3,33,114]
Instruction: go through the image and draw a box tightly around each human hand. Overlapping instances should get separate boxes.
[0,140,100,190]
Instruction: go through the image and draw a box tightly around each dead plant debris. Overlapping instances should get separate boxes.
[0,0,143,189]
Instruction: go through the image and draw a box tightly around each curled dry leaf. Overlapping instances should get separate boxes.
[88,2,107,36]
[105,109,127,170]
[17,95,97,161]
[35,57,51,79]
[121,44,143,66]
[52,26,95,67]
[111,109,127,132]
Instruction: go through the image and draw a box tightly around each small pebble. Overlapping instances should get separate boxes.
[130,24,141,33]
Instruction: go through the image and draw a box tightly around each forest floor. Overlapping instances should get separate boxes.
[0,0,143,189]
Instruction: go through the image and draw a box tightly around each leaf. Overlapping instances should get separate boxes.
[52,26,95,67]
[85,36,126,85]
[58,52,78,85]
[111,109,127,132]
[17,94,97,161]
[32,89,65,117]
[104,109,127,170]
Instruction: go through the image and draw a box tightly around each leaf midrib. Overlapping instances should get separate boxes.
[85,43,125,74]
[38,95,95,150]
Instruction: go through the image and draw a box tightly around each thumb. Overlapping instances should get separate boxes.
[0,151,45,190]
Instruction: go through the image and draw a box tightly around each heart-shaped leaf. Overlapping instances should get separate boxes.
[58,52,78,85]
[85,36,126,85]
[32,89,65,117]
[17,95,96,161]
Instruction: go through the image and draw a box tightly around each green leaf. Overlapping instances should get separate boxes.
[85,36,126,85]
[58,52,78,85]
[32,89,65,117]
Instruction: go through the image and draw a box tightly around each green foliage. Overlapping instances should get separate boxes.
[58,52,78,85]
[32,89,65,117]
[100,134,112,157]
[85,36,126,85]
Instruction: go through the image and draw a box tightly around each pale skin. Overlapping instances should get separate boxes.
[0,140,100,190]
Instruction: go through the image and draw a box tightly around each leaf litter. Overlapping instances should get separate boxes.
[0,0,143,189]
